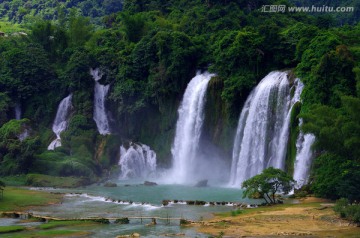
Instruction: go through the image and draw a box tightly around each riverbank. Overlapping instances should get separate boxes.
[0,187,63,212]
[195,197,359,237]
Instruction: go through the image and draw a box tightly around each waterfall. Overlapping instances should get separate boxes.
[15,104,21,120]
[170,71,214,184]
[48,94,73,150]
[293,119,315,188]
[91,68,111,135]
[229,71,303,187]
[14,103,29,141]
[118,143,157,179]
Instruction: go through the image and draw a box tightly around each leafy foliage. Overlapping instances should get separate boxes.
[301,97,360,201]
[334,198,360,223]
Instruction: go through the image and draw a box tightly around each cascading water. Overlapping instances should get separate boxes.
[229,71,303,187]
[293,120,316,188]
[91,68,111,135]
[15,104,21,120]
[170,71,214,184]
[47,94,73,150]
[118,143,157,179]
[14,103,29,141]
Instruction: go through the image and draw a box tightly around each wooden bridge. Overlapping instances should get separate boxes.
[1,212,193,226]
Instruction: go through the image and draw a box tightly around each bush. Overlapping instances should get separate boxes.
[334,198,360,223]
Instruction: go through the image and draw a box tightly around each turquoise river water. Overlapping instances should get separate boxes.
[0,180,262,237]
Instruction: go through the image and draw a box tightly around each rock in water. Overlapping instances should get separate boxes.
[195,179,208,187]
[144,181,157,186]
[103,182,117,187]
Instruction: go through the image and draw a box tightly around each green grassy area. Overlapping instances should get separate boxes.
[39,220,97,229]
[0,187,62,212]
[0,219,98,237]
[1,175,27,186]
[0,20,27,34]
[25,174,91,188]
[0,229,91,238]
[0,226,25,233]
[35,230,91,236]
[217,201,324,218]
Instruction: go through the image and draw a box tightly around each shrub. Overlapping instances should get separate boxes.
[334,198,360,223]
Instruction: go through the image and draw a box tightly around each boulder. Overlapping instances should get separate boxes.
[195,179,208,187]
[144,181,157,186]
[104,182,117,187]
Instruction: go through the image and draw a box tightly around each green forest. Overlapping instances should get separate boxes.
[0,0,359,203]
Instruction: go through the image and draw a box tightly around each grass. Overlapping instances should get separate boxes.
[36,230,90,236]
[0,20,27,34]
[230,209,243,216]
[0,219,97,237]
[1,175,27,186]
[0,226,25,233]
[39,220,96,229]
[0,230,91,238]
[26,174,91,188]
[216,201,324,218]
[0,187,62,212]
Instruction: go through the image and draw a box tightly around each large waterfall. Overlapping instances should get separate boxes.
[229,71,304,186]
[48,94,73,150]
[170,71,214,184]
[91,68,111,135]
[118,143,157,179]
[293,119,315,188]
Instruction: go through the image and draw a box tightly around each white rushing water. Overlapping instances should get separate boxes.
[229,71,304,187]
[293,119,316,188]
[15,103,21,120]
[48,94,73,150]
[118,143,157,179]
[170,71,214,184]
[91,68,111,135]
[14,103,30,141]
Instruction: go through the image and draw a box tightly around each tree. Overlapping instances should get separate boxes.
[242,167,295,204]
[0,180,4,199]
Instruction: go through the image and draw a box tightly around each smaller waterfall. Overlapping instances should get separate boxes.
[48,94,73,150]
[91,68,111,135]
[293,119,316,188]
[14,103,30,141]
[170,71,214,184]
[118,143,157,179]
[15,104,21,120]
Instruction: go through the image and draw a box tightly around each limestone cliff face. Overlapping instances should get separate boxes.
[202,76,237,162]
